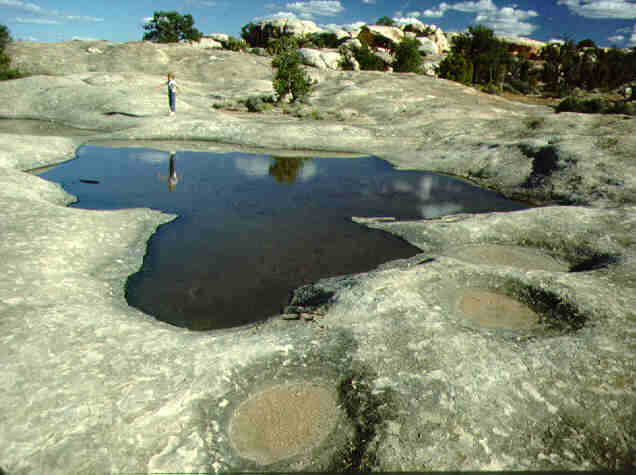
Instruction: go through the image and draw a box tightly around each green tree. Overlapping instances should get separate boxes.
[438,52,473,84]
[0,24,26,80]
[392,36,424,73]
[438,25,511,88]
[376,16,394,26]
[271,39,313,102]
[577,38,596,49]
[142,11,202,43]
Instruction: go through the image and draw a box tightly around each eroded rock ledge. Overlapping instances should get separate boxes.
[0,44,634,473]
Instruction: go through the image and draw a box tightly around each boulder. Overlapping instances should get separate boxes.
[342,38,362,50]
[433,27,450,53]
[361,25,404,46]
[258,18,325,38]
[208,33,230,43]
[324,27,351,42]
[185,37,223,49]
[299,48,342,70]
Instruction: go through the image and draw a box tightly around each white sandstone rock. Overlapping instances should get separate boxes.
[299,48,342,70]
[362,25,404,45]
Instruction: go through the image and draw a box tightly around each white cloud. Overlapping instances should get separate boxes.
[72,36,99,41]
[571,0,636,19]
[420,3,452,17]
[393,17,425,27]
[3,1,108,25]
[285,1,344,18]
[257,11,299,22]
[342,20,367,30]
[0,0,42,13]
[15,16,59,24]
[475,6,539,36]
[452,0,497,13]
[608,34,625,42]
[557,0,636,19]
[65,15,104,23]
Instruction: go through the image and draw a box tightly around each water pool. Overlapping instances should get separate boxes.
[40,146,528,330]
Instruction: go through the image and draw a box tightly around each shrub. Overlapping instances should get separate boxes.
[0,24,26,80]
[222,36,247,52]
[392,36,424,73]
[438,52,473,84]
[338,46,357,70]
[267,34,298,56]
[348,44,387,71]
[272,50,314,103]
[306,32,341,49]
[142,11,202,43]
[244,95,274,112]
[577,38,596,49]
[556,97,604,114]
[376,16,394,26]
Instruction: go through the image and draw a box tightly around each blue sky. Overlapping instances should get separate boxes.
[2,0,635,47]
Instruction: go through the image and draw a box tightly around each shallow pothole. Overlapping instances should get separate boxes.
[437,274,589,339]
[456,288,541,329]
[229,383,340,465]
[443,244,570,272]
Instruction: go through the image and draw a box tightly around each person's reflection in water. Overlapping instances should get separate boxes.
[157,151,182,191]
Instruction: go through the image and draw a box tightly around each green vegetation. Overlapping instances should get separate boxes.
[541,40,636,96]
[392,36,425,73]
[271,33,314,103]
[221,36,247,52]
[438,25,512,91]
[438,51,474,84]
[0,24,26,80]
[347,44,388,71]
[556,96,635,115]
[142,11,202,43]
[303,31,342,49]
[438,24,635,110]
[267,33,298,56]
[376,16,394,26]
[241,21,277,48]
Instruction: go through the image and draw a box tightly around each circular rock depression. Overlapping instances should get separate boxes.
[229,383,340,465]
[456,288,541,329]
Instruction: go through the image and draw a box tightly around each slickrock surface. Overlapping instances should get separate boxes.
[1,41,634,472]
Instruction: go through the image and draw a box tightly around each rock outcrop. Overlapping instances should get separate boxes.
[0,40,634,473]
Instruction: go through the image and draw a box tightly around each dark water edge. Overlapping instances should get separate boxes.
[40,146,529,331]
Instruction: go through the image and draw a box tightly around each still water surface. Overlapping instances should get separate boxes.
[40,146,528,330]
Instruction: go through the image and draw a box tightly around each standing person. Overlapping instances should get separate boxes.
[166,73,178,116]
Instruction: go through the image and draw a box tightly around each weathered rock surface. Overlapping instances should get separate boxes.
[1,41,634,473]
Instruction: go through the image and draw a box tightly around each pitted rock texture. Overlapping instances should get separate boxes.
[0,41,634,473]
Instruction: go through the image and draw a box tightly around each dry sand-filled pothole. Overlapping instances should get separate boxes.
[229,383,340,465]
[434,272,590,339]
[442,245,570,271]
[456,288,541,329]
